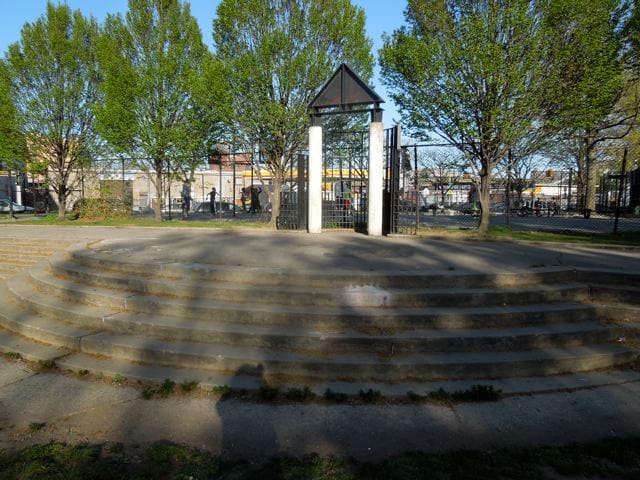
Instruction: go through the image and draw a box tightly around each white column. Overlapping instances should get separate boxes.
[368,120,384,236]
[308,125,323,233]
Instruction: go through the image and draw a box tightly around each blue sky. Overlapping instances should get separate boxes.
[0,0,407,123]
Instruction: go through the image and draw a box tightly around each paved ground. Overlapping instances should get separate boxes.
[1,224,640,459]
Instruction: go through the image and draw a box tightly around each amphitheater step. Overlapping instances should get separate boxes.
[74,332,639,382]
[591,284,640,305]
[67,247,579,289]
[0,284,99,349]
[49,255,591,308]
[0,328,69,363]
[54,352,640,397]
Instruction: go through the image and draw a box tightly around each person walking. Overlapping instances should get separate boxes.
[207,187,217,215]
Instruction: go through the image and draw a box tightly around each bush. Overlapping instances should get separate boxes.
[73,198,130,220]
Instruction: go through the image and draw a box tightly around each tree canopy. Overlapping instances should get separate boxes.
[5,2,101,218]
[213,0,374,227]
[96,0,224,220]
[380,0,550,232]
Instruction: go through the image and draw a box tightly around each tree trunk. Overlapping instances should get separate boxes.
[155,169,163,221]
[584,136,597,212]
[57,190,67,220]
[268,170,283,230]
[478,169,492,234]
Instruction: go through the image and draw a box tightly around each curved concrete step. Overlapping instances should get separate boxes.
[0,327,69,363]
[54,352,640,396]
[49,256,591,308]
[76,332,640,382]
[67,247,578,289]
[14,270,600,330]
[0,290,621,355]
[0,285,98,350]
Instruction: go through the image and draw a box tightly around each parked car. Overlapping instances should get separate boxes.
[0,199,34,213]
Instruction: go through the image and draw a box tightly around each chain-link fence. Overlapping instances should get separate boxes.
[400,144,640,235]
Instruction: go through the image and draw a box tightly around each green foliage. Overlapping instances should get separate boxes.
[323,388,349,403]
[141,386,155,400]
[211,384,231,396]
[284,386,316,402]
[2,438,640,479]
[111,374,127,385]
[158,379,176,398]
[213,0,374,226]
[28,422,46,432]
[357,388,382,403]
[380,0,551,232]
[0,62,26,164]
[258,384,279,401]
[96,0,225,220]
[73,198,130,221]
[5,2,101,218]
[179,380,199,393]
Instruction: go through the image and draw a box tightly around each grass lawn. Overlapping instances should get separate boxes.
[2,214,640,245]
[1,213,270,229]
[419,225,640,246]
[1,437,639,479]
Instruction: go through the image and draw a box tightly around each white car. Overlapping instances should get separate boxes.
[0,199,34,213]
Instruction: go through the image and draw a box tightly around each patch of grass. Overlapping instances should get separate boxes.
[324,388,349,403]
[111,373,127,385]
[28,422,46,432]
[258,384,279,401]
[2,438,640,479]
[141,386,155,400]
[451,384,502,402]
[211,384,230,396]
[179,380,199,393]
[77,369,90,376]
[36,359,56,370]
[3,352,22,360]
[17,214,270,229]
[358,388,383,403]
[107,443,124,455]
[284,386,316,402]
[418,225,640,246]
[158,379,176,398]
[426,388,453,403]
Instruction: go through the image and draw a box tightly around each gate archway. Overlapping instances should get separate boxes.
[307,64,384,235]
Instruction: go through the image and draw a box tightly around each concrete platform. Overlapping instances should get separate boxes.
[1,225,640,458]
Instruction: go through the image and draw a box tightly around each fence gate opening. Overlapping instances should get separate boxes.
[384,126,419,235]
[276,154,308,230]
[322,129,369,231]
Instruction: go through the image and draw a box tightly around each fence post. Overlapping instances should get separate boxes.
[613,148,628,235]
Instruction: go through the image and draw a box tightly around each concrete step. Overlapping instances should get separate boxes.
[6,271,618,355]
[6,273,121,327]
[591,284,640,305]
[0,327,69,363]
[0,284,99,350]
[92,311,622,354]
[55,352,640,396]
[49,256,591,308]
[68,247,578,289]
[76,332,639,382]
[575,268,640,288]
[10,270,602,330]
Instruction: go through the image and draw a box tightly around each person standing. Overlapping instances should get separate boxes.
[181,182,192,219]
[207,187,217,215]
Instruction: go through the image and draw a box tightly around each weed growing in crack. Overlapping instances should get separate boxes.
[158,379,175,398]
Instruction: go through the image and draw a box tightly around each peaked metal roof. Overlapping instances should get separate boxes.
[309,63,384,111]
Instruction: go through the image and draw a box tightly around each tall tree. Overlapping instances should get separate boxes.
[97,0,220,221]
[213,0,374,228]
[5,2,100,219]
[543,0,632,213]
[380,0,551,233]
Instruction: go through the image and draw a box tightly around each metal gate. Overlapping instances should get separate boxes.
[322,129,369,231]
[276,154,308,230]
[384,126,419,235]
